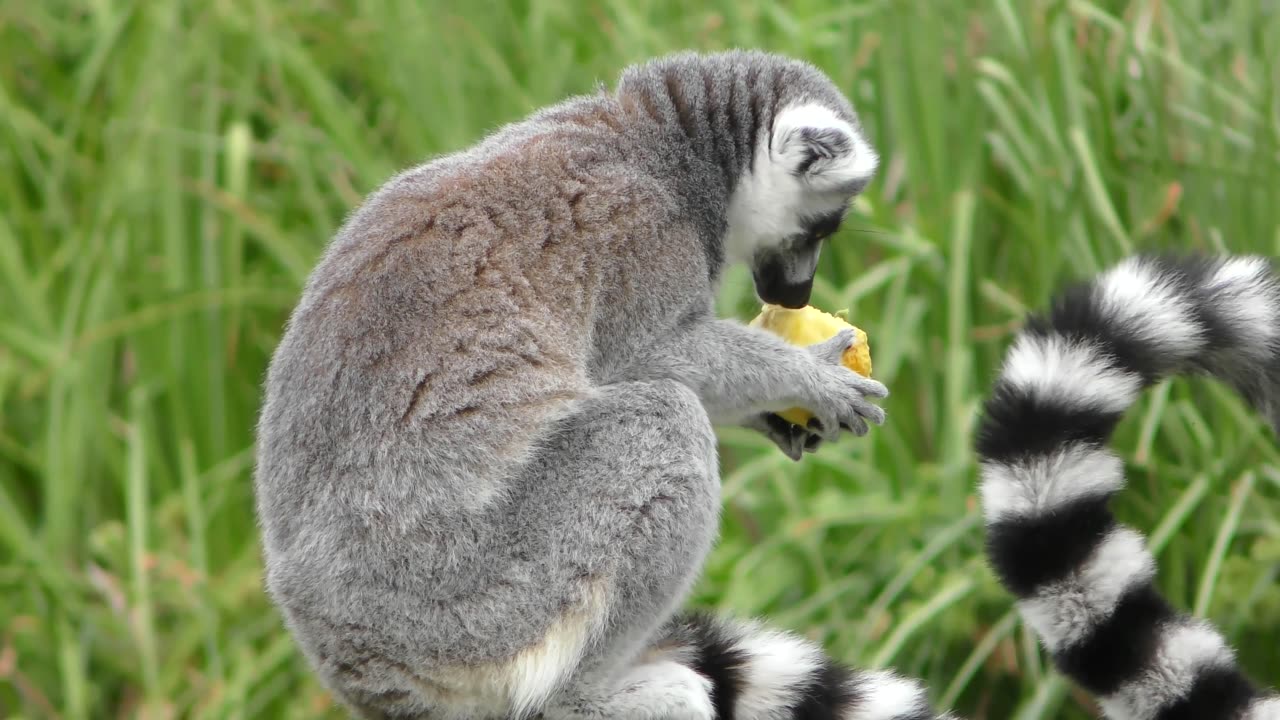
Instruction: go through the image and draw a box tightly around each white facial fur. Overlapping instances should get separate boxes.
[724,102,879,265]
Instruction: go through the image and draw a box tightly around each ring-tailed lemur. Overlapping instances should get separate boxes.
[976,253,1280,719]
[255,51,957,719]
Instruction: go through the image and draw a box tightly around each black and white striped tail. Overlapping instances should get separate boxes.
[667,612,959,719]
[976,253,1280,720]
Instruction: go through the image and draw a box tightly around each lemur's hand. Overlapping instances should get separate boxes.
[751,329,886,456]
[797,329,888,440]
[743,412,809,461]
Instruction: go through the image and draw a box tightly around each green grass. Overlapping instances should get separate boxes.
[3,0,1280,718]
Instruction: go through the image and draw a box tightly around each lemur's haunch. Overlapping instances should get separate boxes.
[254,50,957,719]
[977,253,1280,720]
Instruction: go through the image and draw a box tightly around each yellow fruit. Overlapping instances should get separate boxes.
[749,304,872,427]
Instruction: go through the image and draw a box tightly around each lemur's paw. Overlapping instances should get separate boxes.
[802,332,888,439]
[806,330,887,398]
[753,412,810,461]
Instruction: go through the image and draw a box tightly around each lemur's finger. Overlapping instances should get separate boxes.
[848,374,889,399]
[807,328,857,364]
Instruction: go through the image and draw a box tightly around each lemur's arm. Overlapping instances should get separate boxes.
[622,315,887,442]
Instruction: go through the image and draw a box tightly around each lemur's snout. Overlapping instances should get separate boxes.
[752,252,815,309]
[753,269,813,309]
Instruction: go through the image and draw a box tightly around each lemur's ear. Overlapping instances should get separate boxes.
[772,104,879,192]
[787,126,853,176]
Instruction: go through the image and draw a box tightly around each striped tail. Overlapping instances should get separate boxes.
[975,253,1280,720]
[667,612,959,719]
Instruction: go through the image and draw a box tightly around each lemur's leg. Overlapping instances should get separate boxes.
[506,378,724,718]
[546,611,959,720]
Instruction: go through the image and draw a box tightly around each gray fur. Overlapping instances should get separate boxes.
[255,51,923,719]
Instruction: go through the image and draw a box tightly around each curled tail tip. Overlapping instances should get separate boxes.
[1005,251,1280,379]
[977,250,1280,720]
[978,250,1280,478]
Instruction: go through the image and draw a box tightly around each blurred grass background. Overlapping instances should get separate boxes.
[3,0,1280,718]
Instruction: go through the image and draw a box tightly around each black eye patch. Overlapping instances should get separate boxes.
[801,210,845,241]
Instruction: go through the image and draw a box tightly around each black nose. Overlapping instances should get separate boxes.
[755,276,813,309]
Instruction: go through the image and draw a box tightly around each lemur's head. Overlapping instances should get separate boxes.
[726,87,878,309]
[616,51,878,308]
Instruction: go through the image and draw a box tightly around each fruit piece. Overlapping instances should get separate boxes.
[749,304,873,427]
